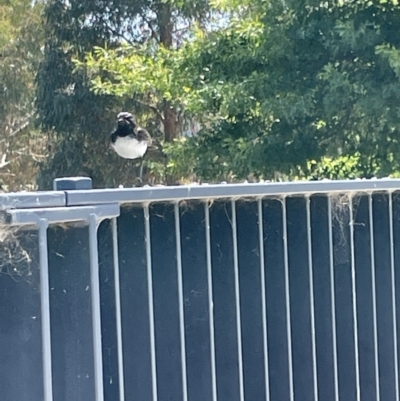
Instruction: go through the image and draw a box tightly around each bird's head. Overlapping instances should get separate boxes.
[117,112,135,128]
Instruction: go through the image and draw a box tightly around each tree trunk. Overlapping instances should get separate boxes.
[163,102,177,142]
[157,2,177,142]
[157,2,173,48]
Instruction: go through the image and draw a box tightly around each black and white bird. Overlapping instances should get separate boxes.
[110,112,154,183]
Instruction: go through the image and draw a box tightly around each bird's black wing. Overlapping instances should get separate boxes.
[110,129,118,144]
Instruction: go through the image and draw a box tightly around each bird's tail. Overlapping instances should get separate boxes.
[147,144,159,151]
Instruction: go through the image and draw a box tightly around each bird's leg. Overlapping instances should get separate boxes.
[134,157,144,187]
[139,158,144,183]
[128,159,137,185]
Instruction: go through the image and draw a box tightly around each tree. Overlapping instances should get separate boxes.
[181,0,400,180]
[83,0,400,182]
[36,0,211,188]
[0,0,45,191]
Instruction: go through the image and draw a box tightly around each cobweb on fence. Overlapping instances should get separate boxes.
[0,223,34,281]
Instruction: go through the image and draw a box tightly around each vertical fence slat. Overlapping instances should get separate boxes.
[174,203,188,401]
[306,197,318,401]
[38,218,53,401]
[282,197,294,401]
[111,217,125,401]
[204,202,218,401]
[257,199,270,401]
[389,193,400,401]
[348,197,361,401]
[368,195,380,401]
[231,200,245,401]
[88,214,105,401]
[327,197,340,401]
[144,205,158,401]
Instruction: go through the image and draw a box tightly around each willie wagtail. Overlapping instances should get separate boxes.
[110,112,154,183]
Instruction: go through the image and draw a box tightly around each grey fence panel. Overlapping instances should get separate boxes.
[111,217,125,401]
[306,197,318,401]
[96,221,114,399]
[204,201,218,401]
[392,194,400,401]
[0,202,119,401]
[257,198,271,401]
[237,200,268,401]
[174,202,189,401]
[366,194,397,400]
[92,218,125,401]
[0,230,43,401]
[105,207,153,401]
[389,193,400,401]
[262,198,291,401]
[315,196,338,401]
[102,194,400,401]
[3,181,400,401]
[48,225,96,401]
[286,197,313,401]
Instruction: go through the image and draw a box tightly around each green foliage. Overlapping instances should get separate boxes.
[36,0,211,188]
[0,0,45,191]
[303,154,380,181]
[79,0,400,183]
[0,0,393,188]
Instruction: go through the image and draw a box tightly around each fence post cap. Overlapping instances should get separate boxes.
[53,177,93,191]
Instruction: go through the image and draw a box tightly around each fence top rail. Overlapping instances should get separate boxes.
[0,191,66,211]
[1,179,400,210]
[65,178,400,206]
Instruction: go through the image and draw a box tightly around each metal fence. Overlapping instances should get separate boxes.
[1,178,400,401]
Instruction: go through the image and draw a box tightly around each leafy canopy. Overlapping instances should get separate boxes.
[0,0,45,191]
[36,0,211,187]
[80,0,400,182]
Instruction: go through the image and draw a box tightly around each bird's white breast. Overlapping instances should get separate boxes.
[111,136,148,159]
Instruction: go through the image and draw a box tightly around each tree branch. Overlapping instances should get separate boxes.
[106,25,136,46]
[133,99,165,122]
[0,116,32,144]
[143,17,159,42]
